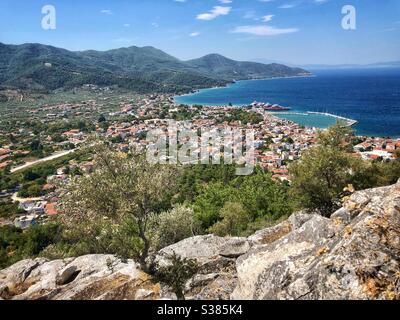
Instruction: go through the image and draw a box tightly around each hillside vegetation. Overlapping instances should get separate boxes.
[0,43,310,93]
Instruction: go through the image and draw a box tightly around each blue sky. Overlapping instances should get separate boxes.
[0,0,399,65]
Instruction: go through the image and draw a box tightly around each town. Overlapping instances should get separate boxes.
[0,88,399,229]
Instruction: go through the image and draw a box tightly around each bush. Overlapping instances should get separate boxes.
[0,223,62,269]
[41,218,143,261]
[152,253,198,300]
[209,202,251,236]
[149,205,202,251]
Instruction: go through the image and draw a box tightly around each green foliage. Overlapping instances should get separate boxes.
[152,253,198,300]
[176,164,237,203]
[60,142,180,270]
[18,183,44,198]
[317,123,354,151]
[0,201,25,219]
[290,125,400,216]
[0,43,307,93]
[289,145,353,216]
[40,218,143,261]
[0,223,61,269]
[220,109,263,125]
[209,202,251,236]
[149,205,202,251]
[194,168,293,231]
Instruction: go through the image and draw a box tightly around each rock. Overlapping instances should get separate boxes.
[288,212,314,230]
[247,220,292,245]
[185,273,219,291]
[135,288,156,300]
[331,207,351,224]
[56,266,79,286]
[0,255,162,300]
[155,235,230,265]
[154,235,245,300]
[218,238,251,258]
[1,182,400,300]
[232,182,400,300]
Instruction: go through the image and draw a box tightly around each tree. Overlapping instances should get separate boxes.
[395,149,400,160]
[60,142,180,271]
[152,253,198,300]
[289,125,355,216]
[98,114,106,123]
[209,202,251,236]
[149,205,202,251]
[317,122,353,151]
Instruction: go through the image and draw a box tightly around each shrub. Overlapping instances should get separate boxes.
[209,202,251,236]
[149,205,202,251]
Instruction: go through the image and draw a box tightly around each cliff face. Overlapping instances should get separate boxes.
[1,180,400,300]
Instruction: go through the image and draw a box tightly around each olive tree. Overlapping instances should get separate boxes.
[60,142,180,271]
[289,124,356,216]
[149,205,202,251]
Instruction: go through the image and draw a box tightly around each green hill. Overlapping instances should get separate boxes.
[0,43,310,93]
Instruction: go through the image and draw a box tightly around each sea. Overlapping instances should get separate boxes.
[174,68,400,138]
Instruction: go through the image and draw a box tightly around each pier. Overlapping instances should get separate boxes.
[267,111,358,127]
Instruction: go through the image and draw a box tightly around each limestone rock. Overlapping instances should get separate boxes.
[0,255,161,300]
[232,182,400,300]
[154,235,244,300]
[1,181,400,300]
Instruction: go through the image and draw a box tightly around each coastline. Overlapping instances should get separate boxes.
[173,72,400,139]
[175,74,315,101]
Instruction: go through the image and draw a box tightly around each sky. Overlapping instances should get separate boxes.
[0,0,399,65]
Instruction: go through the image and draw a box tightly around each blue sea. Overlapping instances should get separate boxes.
[175,68,400,138]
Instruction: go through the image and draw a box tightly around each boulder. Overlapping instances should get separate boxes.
[0,255,161,300]
[232,181,400,300]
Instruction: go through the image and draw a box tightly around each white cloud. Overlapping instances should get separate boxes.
[152,22,159,28]
[174,0,186,2]
[100,9,112,15]
[232,25,299,36]
[262,15,274,22]
[219,0,233,3]
[190,32,201,37]
[197,6,231,21]
[279,4,296,9]
[123,23,130,27]
[314,0,328,3]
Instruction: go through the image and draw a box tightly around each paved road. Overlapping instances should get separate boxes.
[10,149,75,173]
[11,192,43,203]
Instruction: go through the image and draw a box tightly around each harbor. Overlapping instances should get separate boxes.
[271,111,358,127]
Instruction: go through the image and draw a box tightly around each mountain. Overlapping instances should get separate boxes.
[187,53,310,80]
[0,43,310,93]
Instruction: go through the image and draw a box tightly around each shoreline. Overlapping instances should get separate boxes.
[173,76,400,139]
[174,74,315,100]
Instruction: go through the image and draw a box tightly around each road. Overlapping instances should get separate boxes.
[11,192,43,203]
[10,149,76,173]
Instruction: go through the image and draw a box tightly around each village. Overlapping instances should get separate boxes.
[1,92,399,229]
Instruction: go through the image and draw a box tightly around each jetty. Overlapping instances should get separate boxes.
[267,111,358,127]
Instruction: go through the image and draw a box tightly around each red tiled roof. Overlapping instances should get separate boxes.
[45,203,58,216]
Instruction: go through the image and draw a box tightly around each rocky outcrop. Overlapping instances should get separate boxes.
[233,181,400,300]
[1,181,400,300]
[0,255,161,300]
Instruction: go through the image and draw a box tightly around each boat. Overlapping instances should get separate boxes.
[250,101,291,111]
